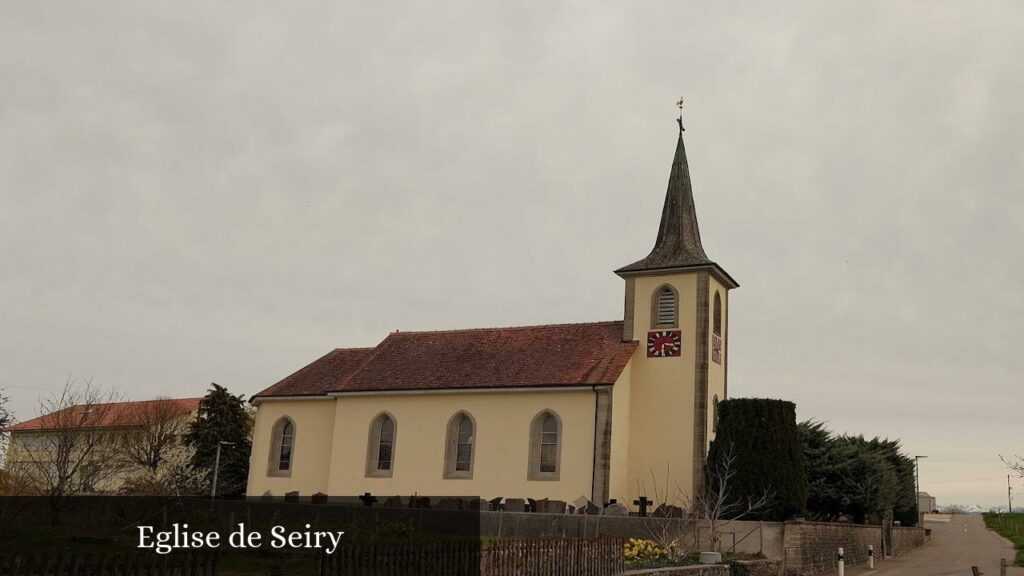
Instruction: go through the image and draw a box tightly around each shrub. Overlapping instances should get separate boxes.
[706,398,807,521]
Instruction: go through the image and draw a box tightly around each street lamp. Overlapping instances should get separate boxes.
[211,441,236,499]
[915,455,928,522]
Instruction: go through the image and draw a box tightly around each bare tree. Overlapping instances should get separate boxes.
[15,376,130,515]
[0,386,12,466]
[693,445,774,552]
[1002,455,1024,478]
[121,397,190,472]
[639,444,773,556]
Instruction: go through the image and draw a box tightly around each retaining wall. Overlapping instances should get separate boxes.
[891,526,927,556]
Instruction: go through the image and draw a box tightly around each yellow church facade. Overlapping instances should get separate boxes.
[246,125,737,511]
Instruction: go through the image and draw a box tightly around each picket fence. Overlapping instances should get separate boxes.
[317,537,625,576]
[0,538,624,576]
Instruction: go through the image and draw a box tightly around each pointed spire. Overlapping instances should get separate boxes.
[616,127,715,274]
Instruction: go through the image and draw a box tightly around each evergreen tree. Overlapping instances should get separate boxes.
[800,420,919,526]
[706,398,807,521]
[183,383,253,496]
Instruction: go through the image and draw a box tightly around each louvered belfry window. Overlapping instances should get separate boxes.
[655,286,677,327]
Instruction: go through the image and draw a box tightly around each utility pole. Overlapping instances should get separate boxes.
[1009,475,1014,513]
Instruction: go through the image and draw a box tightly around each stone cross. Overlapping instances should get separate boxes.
[359,492,378,507]
[633,496,651,517]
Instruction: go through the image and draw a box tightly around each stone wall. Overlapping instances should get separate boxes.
[622,566,729,576]
[780,521,882,575]
[620,560,779,576]
[891,527,926,556]
[480,512,782,557]
[479,511,927,575]
[730,559,781,576]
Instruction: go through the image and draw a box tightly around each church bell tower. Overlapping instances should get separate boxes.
[615,113,738,499]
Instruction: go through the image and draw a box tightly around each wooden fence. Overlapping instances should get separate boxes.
[0,553,215,576]
[317,538,625,576]
[0,538,624,576]
[481,538,624,576]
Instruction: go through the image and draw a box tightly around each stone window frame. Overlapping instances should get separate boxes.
[651,284,679,328]
[267,416,296,477]
[712,395,720,433]
[365,412,397,478]
[527,410,562,481]
[443,411,477,480]
[713,291,723,336]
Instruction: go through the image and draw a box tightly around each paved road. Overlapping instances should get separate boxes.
[848,515,1021,576]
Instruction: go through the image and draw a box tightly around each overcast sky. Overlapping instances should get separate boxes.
[2,1,1022,507]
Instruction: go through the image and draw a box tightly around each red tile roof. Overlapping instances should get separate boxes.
[2,397,201,432]
[254,321,637,398]
[255,348,377,398]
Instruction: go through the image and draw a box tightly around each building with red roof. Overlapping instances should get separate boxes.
[3,397,201,494]
[247,123,737,510]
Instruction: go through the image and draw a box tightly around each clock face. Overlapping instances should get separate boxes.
[647,330,682,357]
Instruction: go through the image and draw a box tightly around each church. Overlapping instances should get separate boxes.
[246,121,737,511]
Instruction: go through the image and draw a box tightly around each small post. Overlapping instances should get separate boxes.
[837,547,845,576]
[210,443,222,499]
[1002,558,1008,576]
[868,544,874,569]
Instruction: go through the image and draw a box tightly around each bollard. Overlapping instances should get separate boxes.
[868,544,874,569]
[837,547,845,576]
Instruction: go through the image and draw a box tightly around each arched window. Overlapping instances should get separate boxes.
[444,412,476,479]
[528,410,562,480]
[712,396,720,433]
[366,413,397,478]
[713,291,723,336]
[652,285,678,327]
[268,417,295,477]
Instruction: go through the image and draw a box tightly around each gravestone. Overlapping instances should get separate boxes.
[489,497,505,511]
[526,498,537,513]
[547,500,567,514]
[573,496,600,515]
[285,491,299,503]
[312,492,328,505]
[504,498,526,512]
[653,504,684,518]
[384,495,405,507]
[602,502,630,517]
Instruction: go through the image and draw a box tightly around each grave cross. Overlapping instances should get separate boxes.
[359,492,378,507]
[633,496,651,517]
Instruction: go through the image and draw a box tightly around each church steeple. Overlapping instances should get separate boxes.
[615,123,737,289]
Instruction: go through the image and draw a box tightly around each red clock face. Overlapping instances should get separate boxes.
[647,330,682,357]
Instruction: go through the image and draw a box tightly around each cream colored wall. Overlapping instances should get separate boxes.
[247,399,337,496]
[324,390,596,501]
[608,362,632,504]
[249,390,600,501]
[706,276,729,450]
[624,273,698,508]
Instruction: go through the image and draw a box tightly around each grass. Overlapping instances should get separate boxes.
[982,512,1024,566]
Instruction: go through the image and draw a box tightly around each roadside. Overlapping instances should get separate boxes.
[843,515,1021,576]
